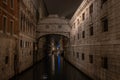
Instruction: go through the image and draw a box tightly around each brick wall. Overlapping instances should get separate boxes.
[0,0,19,35]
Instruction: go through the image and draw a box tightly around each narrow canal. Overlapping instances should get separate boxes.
[11,54,92,80]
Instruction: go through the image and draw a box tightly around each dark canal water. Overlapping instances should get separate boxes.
[11,54,92,80]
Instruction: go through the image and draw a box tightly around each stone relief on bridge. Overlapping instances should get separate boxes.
[36,15,71,39]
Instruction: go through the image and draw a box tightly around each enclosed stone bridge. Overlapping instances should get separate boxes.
[36,15,71,40]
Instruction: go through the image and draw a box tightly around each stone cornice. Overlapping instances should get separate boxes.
[38,23,69,25]
[71,0,91,23]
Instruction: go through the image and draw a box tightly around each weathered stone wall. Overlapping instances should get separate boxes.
[65,0,120,80]
[37,37,46,61]
[0,35,18,80]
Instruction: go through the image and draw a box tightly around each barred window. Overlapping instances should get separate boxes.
[101,0,107,8]
[77,52,79,58]
[20,40,22,48]
[82,53,85,60]
[78,33,79,40]
[89,55,93,63]
[90,25,93,36]
[82,13,85,20]
[101,57,108,69]
[10,20,14,35]
[101,17,108,32]
[101,0,107,4]
[5,56,9,64]
[10,0,14,9]
[82,31,85,38]
[3,16,7,33]
[89,4,93,14]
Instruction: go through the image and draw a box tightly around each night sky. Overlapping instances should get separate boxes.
[44,0,83,19]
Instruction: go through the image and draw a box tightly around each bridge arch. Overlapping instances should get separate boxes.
[36,32,70,40]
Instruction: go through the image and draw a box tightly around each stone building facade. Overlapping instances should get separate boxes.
[18,0,37,73]
[0,0,19,79]
[0,0,48,79]
[65,0,120,80]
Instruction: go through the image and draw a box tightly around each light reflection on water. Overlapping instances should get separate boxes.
[10,54,92,80]
[51,54,55,75]
[57,54,61,74]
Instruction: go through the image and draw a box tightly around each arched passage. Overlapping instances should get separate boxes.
[36,33,69,41]
[34,34,70,63]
